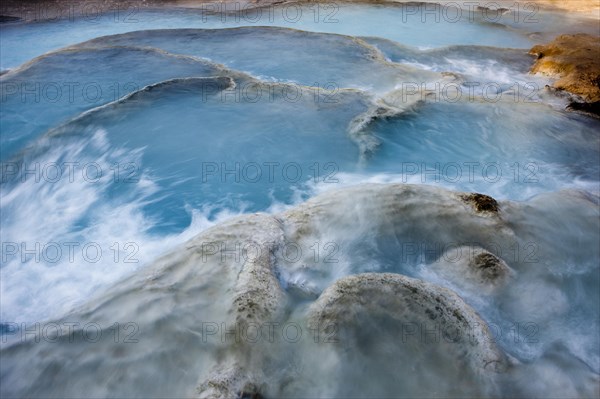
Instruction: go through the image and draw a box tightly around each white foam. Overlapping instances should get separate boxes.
[0,129,242,323]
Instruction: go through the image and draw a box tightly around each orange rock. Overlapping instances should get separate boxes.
[529,33,600,103]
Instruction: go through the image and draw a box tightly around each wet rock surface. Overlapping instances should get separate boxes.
[460,193,500,214]
[430,247,514,294]
[529,34,600,114]
[307,272,508,373]
[4,185,598,398]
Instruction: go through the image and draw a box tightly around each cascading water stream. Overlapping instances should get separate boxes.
[1,2,598,398]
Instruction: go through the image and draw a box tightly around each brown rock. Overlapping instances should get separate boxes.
[430,246,514,294]
[460,193,499,214]
[529,34,600,103]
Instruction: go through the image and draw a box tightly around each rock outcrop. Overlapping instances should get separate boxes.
[430,246,514,294]
[460,193,500,214]
[0,184,523,398]
[283,184,508,241]
[194,214,288,398]
[307,273,508,373]
[529,34,600,115]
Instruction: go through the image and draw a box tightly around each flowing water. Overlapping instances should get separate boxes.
[0,2,599,398]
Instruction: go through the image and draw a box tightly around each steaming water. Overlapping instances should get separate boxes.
[0,2,599,398]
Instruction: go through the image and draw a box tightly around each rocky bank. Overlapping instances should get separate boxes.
[530,33,600,116]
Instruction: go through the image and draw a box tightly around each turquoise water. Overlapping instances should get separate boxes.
[2,3,599,69]
[0,3,598,398]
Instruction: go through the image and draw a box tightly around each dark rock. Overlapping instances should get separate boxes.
[460,193,499,213]
[430,246,514,294]
[567,100,600,118]
[237,383,263,399]
[471,252,507,281]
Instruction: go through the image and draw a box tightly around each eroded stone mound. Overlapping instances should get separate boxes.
[307,273,508,373]
[283,184,508,242]
[193,214,288,398]
[470,251,511,281]
[430,246,514,294]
